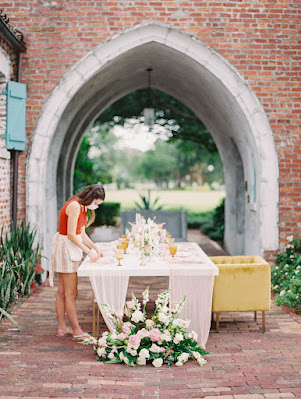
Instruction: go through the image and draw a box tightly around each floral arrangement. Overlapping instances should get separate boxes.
[82,287,208,367]
[271,235,301,314]
[126,213,168,257]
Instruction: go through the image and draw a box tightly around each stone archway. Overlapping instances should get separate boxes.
[26,23,279,274]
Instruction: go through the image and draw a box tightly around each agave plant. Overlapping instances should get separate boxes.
[134,190,164,211]
[0,222,42,325]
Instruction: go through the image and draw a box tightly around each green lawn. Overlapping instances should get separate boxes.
[105,189,225,213]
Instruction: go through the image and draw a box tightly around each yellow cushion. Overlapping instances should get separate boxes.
[210,256,271,312]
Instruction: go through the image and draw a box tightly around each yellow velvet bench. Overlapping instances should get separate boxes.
[210,256,271,332]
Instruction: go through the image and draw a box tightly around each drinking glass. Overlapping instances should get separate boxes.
[117,244,125,254]
[115,248,124,266]
[169,245,177,257]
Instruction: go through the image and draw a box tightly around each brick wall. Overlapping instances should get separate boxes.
[0,38,16,236]
[1,1,300,254]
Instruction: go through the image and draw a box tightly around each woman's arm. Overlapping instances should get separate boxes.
[81,227,103,258]
[66,201,91,255]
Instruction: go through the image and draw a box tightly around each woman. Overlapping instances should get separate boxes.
[50,184,105,340]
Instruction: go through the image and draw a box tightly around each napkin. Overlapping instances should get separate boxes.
[170,256,205,264]
[87,256,115,265]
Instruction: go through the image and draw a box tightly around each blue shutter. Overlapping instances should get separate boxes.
[2,81,27,151]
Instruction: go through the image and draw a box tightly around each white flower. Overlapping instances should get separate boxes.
[181,320,190,329]
[275,266,279,270]
[188,331,198,341]
[175,361,183,366]
[139,348,150,359]
[273,285,278,289]
[145,319,154,329]
[178,352,190,363]
[288,290,292,293]
[161,305,169,314]
[160,330,171,342]
[274,273,277,276]
[97,347,106,357]
[280,290,286,296]
[129,349,137,356]
[158,312,169,324]
[108,351,115,359]
[287,235,294,242]
[98,337,107,347]
[137,357,146,365]
[197,357,207,366]
[192,351,201,360]
[152,358,163,368]
[295,270,300,274]
[131,310,144,323]
[149,343,165,353]
[142,287,149,305]
[120,352,129,365]
[296,295,299,299]
[88,336,98,345]
[297,266,301,270]
[173,333,184,344]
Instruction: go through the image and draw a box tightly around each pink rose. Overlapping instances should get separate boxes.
[137,328,150,339]
[116,333,127,341]
[123,322,133,334]
[128,334,141,349]
[149,328,161,342]
[126,301,135,309]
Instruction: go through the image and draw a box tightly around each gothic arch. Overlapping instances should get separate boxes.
[26,23,279,273]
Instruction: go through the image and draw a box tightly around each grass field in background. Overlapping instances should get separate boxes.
[105,189,225,213]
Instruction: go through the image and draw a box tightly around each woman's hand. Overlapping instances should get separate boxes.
[88,249,99,262]
[95,247,104,258]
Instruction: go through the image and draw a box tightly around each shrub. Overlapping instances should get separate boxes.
[94,202,121,226]
[0,222,42,316]
[271,236,301,314]
[198,198,225,241]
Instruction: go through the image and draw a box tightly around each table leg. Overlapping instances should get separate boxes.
[262,311,265,332]
[92,292,96,337]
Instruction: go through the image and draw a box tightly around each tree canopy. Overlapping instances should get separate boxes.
[95,89,217,153]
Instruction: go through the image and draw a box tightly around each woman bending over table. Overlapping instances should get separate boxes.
[50,184,105,340]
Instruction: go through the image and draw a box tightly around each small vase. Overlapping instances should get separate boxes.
[139,248,152,266]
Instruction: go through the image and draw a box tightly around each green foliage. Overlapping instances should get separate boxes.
[74,125,118,193]
[94,202,121,226]
[134,190,164,211]
[0,222,42,318]
[271,236,301,314]
[198,198,225,241]
[73,136,98,193]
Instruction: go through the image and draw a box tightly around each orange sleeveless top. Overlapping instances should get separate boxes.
[58,199,87,235]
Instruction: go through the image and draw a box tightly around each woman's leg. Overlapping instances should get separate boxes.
[61,273,83,336]
[55,274,73,336]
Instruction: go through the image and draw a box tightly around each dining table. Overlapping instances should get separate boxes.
[77,241,219,348]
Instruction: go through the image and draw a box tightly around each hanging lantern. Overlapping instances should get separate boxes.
[143,68,155,129]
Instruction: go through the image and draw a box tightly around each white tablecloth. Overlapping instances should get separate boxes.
[78,242,219,348]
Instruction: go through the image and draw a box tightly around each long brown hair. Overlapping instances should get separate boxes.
[69,184,105,227]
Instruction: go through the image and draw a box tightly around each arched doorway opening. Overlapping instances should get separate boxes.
[26,24,279,274]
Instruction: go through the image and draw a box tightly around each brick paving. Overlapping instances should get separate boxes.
[0,235,300,399]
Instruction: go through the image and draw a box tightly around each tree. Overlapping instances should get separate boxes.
[73,136,98,193]
[139,141,178,187]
